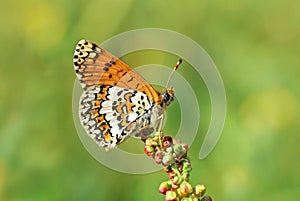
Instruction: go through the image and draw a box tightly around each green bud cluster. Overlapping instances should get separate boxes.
[142,132,213,201]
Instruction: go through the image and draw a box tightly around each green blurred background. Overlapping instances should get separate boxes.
[1,0,300,200]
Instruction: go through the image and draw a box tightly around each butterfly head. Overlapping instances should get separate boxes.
[161,87,175,107]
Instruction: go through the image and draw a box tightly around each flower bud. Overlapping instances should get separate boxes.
[177,181,193,197]
[182,143,188,150]
[162,154,174,166]
[182,172,190,181]
[173,144,185,157]
[162,136,173,149]
[154,150,163,164]
[172,175,183,185]
[158,181,172,194]
[155,150,163,158]
[151,138,159,146]
[144,145,155,156]
[155,157,162,164]
[165,190,178,201]
[195,184,206,197]
[165,146,173,154]
[182,159,192,173]
[145,138,153,146]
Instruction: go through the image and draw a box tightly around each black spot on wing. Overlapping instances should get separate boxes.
[128,76,134,82]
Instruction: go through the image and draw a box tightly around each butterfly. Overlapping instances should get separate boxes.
[73,39,181,150]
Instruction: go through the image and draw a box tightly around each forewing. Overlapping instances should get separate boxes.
[73,39,161,103]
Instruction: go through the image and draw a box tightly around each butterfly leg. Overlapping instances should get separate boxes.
[156,113,166,148]
[135,127,154,140]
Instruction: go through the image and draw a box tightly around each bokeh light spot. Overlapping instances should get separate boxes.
[24,3,66,50]
[239,88,298,134]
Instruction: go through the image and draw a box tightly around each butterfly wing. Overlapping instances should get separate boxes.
[73,39,161,103]
[80,85,155,149]
[73,40,163,149]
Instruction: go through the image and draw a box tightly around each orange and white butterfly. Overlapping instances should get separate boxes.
[73,40,181,150]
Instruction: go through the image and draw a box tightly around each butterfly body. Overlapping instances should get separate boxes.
[73,40,174,150]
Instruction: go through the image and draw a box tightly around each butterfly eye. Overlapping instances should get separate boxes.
[162,90,174,106]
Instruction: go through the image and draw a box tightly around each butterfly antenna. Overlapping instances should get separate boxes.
[165,58,182,88]
[158,59,183,148]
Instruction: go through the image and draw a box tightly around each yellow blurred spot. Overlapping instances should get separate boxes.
[239,88,298,134]
[24,3,66,50]
[223,166,250,199]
